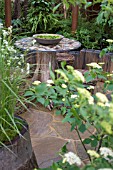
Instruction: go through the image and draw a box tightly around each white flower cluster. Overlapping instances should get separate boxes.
[87,150,100,158]
[32,81,41,86]
[46,79,54,86]
[63,152,82,166]
[98,168,113,170]
[0,23,3,29]
[87,62,102,69]
[100,147,113,161]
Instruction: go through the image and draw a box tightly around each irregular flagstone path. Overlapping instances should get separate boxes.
[21,105,95,168]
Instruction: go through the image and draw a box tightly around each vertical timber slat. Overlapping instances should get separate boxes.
[71,5,79,33]
[75,49,113,73]
[5,0,11,27]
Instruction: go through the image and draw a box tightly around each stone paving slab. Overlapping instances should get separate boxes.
[21,107,94,168]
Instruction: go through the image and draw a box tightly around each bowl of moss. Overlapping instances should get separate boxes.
[33,33,64,45]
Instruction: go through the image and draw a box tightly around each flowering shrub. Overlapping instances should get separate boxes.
[0,24,27,145]
[25,62,113,169]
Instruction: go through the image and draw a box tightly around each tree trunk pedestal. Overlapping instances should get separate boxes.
[32,51,56,82]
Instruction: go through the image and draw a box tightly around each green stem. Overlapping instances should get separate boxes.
[75,126,91,161]
[96,134,104,153]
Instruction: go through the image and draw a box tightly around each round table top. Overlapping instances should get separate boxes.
[15,37,81,53]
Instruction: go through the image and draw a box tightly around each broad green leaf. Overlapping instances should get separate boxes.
[79,123,86,133]
[37,97,45,105]
[35,83,47,95]
[91,139,98,147]
[56,110,61,115]
[24,91,34,96]
[83,138,92,144]
[85,75,94,83]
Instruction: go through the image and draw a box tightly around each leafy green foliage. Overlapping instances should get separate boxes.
[26,61,113,155]
[26,0,63,33]
[0,25,27,145]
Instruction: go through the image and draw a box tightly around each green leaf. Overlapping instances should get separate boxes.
[79,123,86,133]
[50,69,55,80]
[98,75,106,79]
[37,97,45,105]
[24,91,34,96]
[83,138,92,144]
[91,139,98,147]
[61,107,66,115]
[52,162,61,170]
[106,84,113,91]
[85,2,92,8]
[71,121,76,131]
[100,48,107,57]
[44,100,50,107]
[85,75,94,83]
[56,110,61,115]
[53,3,61,13]
[35,83,47,95]
[61,142,68,153]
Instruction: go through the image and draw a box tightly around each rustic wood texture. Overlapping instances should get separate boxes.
[32,52,56,82]
[74,49,113,73]
[56,52,75,67]
[0,127,38,170]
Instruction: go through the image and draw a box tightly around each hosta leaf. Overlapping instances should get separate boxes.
[37,97,45,105]
[24,91,34,96]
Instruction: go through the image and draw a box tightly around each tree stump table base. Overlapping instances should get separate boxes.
[32,52,56,82]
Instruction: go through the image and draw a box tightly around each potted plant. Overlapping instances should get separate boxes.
[25,62,113,169]
[0,24,38,170]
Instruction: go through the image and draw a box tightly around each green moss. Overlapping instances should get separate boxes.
[36,35,61,39]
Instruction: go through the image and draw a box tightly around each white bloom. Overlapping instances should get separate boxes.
[32,81,41,85]
[73,70,85,82]
[98,168,113,170]
[106,39,113,43]
[21,69,24,73]
[61,84,67,88]
[20,54,24,62]
[87,85,95,90]
[18,61,21,65]
[100,147,113,161]
[0,23,3,29]
[26,63,30,74]
[32,39,36,45]
[8,26,13,33]
[64,152,82,166]
[87,62,102,69]
[46,79,54,84]
[96,92,108,103]
[62,98,65,101]
[71,94,78,99]
[87,150,100,158]
[47,84,52,87]
[3,40,8,45]
[105,102,110,107]
[2,30,8,37]
[88,96,94,105]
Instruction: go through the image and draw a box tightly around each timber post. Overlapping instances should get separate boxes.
[5,0,11,27]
